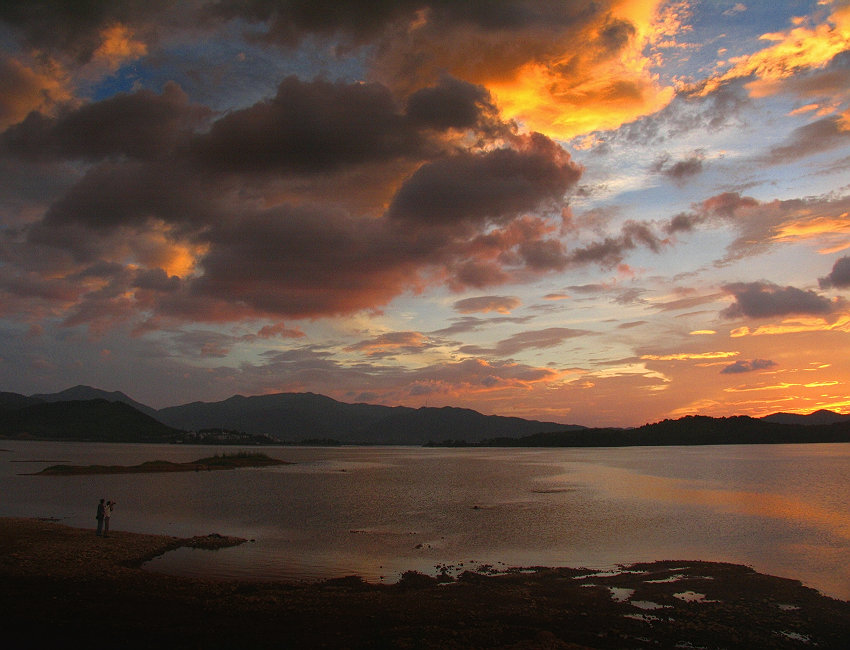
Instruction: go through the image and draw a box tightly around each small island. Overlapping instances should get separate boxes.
[31,451,290,475]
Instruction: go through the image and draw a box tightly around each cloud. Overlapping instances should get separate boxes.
[720,358,777,374]
[218,0,678,138]
[663,191,850,265]
[760,114,850,165]
[453,296,521,314]
[345,331,437,358]
[696,3,850,103]
[566,219,666,268]
[722,282,840,319]
[405,75,501,132]
[722,4,747,17]
[641,351,739,362]
[652,151,705,184]
[0,72,590,329]
[193,76,431,174]
[461,326,592,357]
[0,54,72,130]
[0,1,163,62]
[651,292,725,313]
[819,255,850,289]
[387,132,581,225]
[250,323,305,340]
[4,82,211,162]
[731,315,850,337]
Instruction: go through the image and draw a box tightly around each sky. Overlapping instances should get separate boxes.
[1,1,849,427]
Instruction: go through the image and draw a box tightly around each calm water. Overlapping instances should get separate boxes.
[1,441,848,600]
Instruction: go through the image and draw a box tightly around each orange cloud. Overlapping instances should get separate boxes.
[345,331,435,357]
[699,2,850,104]
[730,315,850,337]
[641,350,739,361]
[125,222,208,278]
[771,214,850,247]
[90,23,147,71]
[488,0,678,138]
[0,55,72,129]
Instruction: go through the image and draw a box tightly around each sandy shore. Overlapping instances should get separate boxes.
[1,517,848,649]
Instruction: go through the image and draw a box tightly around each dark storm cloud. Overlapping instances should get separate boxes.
[721,282,840,319]
[405,76,498,131]
[720,358,777,374]
[0,57,583,327]
[0,0,170,62]
[206,0,420,45]
[34,160,217,234]
[0,55,64,129]
[186,204,421,318]
[191,75,504,175]
[819,256,850,289]
[387,132,580,225]
[192,76,423,174]
[208,0,602,46]
[3,83,211,162]
[132,268,181,293]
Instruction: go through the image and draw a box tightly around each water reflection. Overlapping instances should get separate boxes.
[1,441,848,599]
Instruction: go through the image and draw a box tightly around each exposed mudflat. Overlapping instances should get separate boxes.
[1,517,848,648]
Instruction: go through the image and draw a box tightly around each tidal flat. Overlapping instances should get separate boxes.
[1,517,848,648]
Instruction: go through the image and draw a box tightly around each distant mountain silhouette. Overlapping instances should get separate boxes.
[5,386,850,446]
[0,399,184,442]
[0,391,44,410]
[31,385,159,418]
[761,409,850,426]
[156,392,584,444]
[465,415,850,448]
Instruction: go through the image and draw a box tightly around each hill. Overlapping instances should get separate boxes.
[0,391,44,410]
[461,415,850,447]
[31,385,159,418]
[6,386,849,446]
[156,392,584,444]
[0,399,185,443]
[761,409,850,426]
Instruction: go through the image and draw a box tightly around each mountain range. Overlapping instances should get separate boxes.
[1,385,583,445]
[2,385,849,446]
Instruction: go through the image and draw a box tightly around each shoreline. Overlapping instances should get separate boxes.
[1,517,848,648]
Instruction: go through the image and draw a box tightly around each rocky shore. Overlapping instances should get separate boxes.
[1,517,848,648]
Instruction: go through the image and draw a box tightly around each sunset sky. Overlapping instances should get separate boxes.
[1,1,849,427]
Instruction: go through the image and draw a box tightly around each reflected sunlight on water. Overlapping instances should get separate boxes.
[2,441,848,599]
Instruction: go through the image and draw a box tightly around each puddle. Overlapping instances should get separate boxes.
[645,574,685,583]
[674,591,719,603]
[632,600,670,610]
[624,613,662,623]
[609,587,635,602]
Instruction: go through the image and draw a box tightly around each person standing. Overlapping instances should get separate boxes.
[102,500,114,537]
[95,499,105,536]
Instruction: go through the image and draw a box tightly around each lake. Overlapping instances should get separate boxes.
[1,441,848,600]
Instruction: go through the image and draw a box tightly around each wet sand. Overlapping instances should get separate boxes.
[1,516,848,648]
